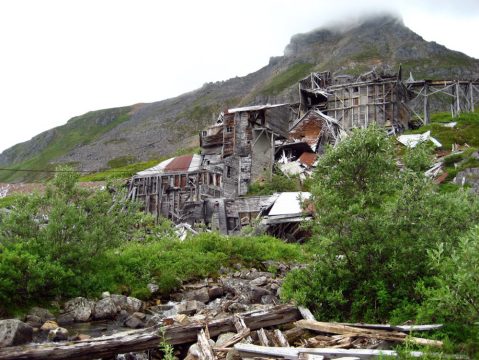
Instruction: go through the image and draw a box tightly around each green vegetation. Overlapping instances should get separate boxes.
[280,126,479,355]
[247,172,302,196]
[0,167,305,315]
[107,156,137,169]
[0,107,132,183]
[259,63,315,96]
[406,112,479,150]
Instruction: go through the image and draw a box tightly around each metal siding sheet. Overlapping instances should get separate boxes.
[298,152,318,167]
[268,192,311,216]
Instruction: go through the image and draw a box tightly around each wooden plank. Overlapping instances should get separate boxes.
[338,323,443,333]
[234,343,426,359]
[298,354,324,360]
[0,305,301,360]
[257,328,270,347]
[294,320,442,348]
[298,306,316,321]
[273,329,290,347]
[234,315,253,344]
[197,329,217,360]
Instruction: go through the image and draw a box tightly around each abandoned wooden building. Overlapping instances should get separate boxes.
[127,68,479,237]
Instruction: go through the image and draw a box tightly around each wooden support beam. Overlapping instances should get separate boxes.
[197,329,217,360]
[234,343,426,359]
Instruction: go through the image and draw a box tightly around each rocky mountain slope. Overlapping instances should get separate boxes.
[1,14,479,182]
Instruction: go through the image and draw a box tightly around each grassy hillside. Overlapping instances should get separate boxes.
[1,15,479,182]
[0,107,132,182]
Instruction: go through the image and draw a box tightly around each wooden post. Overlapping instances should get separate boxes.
[455,81,461,117]
[423,83,429,125]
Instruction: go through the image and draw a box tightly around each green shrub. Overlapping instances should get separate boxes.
[281,125,479,322]
[248,173,300,196]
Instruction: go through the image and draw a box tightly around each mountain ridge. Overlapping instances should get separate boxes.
[2,14,479,182]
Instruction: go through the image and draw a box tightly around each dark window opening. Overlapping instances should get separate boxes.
[226,126,233,133]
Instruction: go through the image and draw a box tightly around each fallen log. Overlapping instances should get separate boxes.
[295,320,443,348]
[0,305,301,360]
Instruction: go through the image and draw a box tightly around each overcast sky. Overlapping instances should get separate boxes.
[0,0,478,153]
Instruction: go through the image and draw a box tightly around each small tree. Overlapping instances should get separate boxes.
[281,126,479,322]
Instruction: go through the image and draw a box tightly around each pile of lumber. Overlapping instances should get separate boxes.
[0,305,445,360]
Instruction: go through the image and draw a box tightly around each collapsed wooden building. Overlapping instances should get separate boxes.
[127,68,479,237]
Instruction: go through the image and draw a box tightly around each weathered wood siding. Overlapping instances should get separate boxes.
[251,129,274,182]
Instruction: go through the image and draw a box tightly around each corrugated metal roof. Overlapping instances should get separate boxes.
[268,192,311,216]
[164,155,193,172]
[298,152,318,167]
[228,103,287,113]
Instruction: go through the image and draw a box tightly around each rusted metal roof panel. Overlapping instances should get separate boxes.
[164,155,193,172]
[298,152,318,167]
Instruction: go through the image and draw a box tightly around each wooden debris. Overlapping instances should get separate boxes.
[298,354,324,360]
[0,305,301,360]
[284,327,307,344]
[197,329,217,360]
[234,315,253,344]
[298,306,316,321]
[234,343,426,359]
[338,322,443,333]
[295,320,443,348]
[257,328,271,347]
[273,329,290,347]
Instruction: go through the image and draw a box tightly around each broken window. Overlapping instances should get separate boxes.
[226,126,233,133]
[202,130,207,137]
[226,166,231,178]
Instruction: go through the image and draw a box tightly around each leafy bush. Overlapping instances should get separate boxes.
[281,125,479,322]
[248,173,300,196]
[95,232,307,297]
[0,168,306,313]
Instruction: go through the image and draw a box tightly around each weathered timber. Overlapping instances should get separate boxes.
[257,328,270,347]
[0,305,300,360]
[294,320,443,348]
[197,329,217,360]
[298,306,316,321]
[298,354,325,360]
[273,329,290,347]
[338,323,443,333]
[234,343,426,359]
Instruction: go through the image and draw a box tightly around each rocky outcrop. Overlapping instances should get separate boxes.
[0,319,33,348]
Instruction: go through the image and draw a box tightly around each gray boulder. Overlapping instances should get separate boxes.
[125,297,143,313]
[147,283,159,294]
[93,298,117,320]
[184,287,210,303]
[111,294,128,311]
[63,297,95,322]
[124,316,145,329]
[28,307,56,323]
[0,319,33,347]
[48,327,69,341]
[25,315,42,328]
[57,313,75,325]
